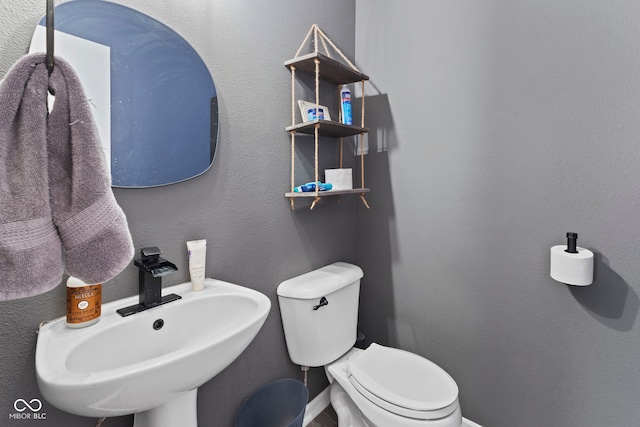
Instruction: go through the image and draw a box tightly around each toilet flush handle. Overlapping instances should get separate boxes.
[313,297,328,310]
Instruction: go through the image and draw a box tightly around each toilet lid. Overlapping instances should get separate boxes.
[347,344,458,418]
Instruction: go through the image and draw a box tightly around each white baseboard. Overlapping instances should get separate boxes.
[303,386,331,426]
[462,418,483,427]
[304,386,482,427]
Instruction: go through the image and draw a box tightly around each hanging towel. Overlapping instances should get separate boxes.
[46,54,134,284]
[0,53,134,300]
[0,54,64,300]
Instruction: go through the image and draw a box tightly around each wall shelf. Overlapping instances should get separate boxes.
[285,24,370,210]
[285,188,370,198]
[284,52,369,85]
[286,120,368,138]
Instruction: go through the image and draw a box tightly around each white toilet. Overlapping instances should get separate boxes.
[277,262,462,427]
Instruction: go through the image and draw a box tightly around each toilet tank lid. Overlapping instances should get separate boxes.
[277,262,363,299]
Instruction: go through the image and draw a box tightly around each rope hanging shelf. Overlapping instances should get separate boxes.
[285,24,370,210]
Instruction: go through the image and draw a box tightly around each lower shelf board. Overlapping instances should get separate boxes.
[285,188,370,198]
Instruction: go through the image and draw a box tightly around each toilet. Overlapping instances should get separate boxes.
[277,262,462,427]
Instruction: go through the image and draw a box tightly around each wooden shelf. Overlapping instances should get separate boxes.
[285,52,369,85]
[286,25,370,210]
[285,188,370,198]
[286,120,368,138]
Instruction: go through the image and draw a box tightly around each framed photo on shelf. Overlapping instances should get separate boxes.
[298,100,332,122]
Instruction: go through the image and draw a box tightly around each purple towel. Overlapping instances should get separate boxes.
[0,54,64,299]
[0,53,134,300]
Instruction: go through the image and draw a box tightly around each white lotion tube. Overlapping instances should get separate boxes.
[187,239,207,291]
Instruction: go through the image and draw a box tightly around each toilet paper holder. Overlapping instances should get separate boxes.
[550,232,594,286]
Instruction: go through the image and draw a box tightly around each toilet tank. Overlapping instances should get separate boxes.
[277,262,364,367]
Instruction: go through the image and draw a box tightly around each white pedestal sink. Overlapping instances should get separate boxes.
[35,279,271,427]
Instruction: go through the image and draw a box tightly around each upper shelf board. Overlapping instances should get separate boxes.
[285,52,369,85]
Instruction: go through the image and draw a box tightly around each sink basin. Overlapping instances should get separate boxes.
[36,279,271,427]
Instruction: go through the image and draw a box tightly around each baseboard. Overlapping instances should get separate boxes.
[304,386,483,427]
[462,418,483,427]
[303,386,331,426]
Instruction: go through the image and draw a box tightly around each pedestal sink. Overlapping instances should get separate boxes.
[35,279,271,427]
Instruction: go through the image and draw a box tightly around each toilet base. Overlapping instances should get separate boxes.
[330,382,370,427]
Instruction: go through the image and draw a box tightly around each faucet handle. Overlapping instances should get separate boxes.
[140,247,162,264]
[135,247,177,277]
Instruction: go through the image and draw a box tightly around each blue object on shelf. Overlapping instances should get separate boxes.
[340,86,352,125]
[293,182,333,192]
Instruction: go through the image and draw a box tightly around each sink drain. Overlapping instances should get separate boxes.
[152,319,164,330]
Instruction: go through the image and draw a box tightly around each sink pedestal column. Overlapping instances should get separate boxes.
[133,389,198,427]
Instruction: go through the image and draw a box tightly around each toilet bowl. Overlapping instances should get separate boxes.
[325,345,461,427]
[277,262,463,427]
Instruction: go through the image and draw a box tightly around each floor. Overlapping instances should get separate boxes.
[308,405,338,427]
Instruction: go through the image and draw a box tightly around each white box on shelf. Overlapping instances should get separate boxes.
[325,168,352,190]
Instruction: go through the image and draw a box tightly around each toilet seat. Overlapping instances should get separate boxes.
[347,344,459,420]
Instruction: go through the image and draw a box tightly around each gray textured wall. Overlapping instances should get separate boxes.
[0,0,356,426]
[355,1,640,426]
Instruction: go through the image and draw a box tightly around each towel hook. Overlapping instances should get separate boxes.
[46,0,54,75]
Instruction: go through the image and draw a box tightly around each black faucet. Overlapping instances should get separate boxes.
[116,247,181,317]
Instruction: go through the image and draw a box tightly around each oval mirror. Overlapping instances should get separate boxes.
[30,1,218,187]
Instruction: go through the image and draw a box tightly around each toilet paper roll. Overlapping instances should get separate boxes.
[550,245,594,286]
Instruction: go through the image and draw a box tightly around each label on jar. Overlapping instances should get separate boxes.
[66,284,102,324]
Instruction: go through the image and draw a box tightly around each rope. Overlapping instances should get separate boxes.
[312,73,320,212]
[360,134,365,189]
[320,34,331,58]
[316,27,360,72]
[360,79,365,189]
[314,59,320,207]
[313,25,319,55]
[314,58,320,109]
[360,80,366,127]
[360,193,370,209]
[314,123,319,196]
[310,196,320,210]
[293,24,362,74]
[290,67,296,209]
[291,131,296,210]
[291,66,296,127]
[294,25,315,58]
